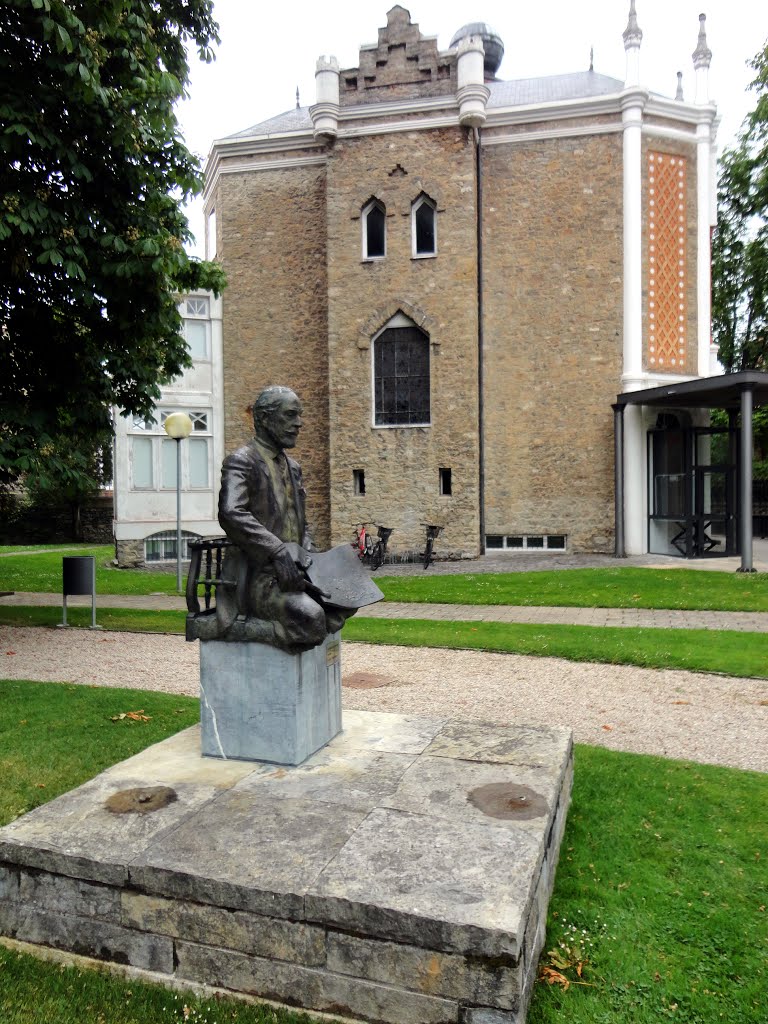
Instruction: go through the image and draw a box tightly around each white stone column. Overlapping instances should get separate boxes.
[621,67,649,554]
[621,89,646,385]
[311,56,340,140]
[692,15,715,375]
[456,36,489,128]
[696,118,713,376]
[623,404,647,554]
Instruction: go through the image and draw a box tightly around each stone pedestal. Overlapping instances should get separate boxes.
[199,633,341,765]
[0,711,573,1024]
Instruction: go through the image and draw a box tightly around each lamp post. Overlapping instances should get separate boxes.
[163,412,193,592]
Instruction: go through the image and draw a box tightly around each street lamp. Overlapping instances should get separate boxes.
[163,412,193,592]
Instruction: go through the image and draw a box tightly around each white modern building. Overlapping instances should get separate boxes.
[112,292,224,567]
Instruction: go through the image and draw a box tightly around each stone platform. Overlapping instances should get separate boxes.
[0,711,573,1024]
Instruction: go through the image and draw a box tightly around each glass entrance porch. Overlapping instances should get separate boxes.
[648,417,738,558]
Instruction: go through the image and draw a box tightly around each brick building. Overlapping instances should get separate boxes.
[201,3,720,559]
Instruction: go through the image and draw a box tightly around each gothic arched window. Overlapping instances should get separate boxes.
[373,320,430,426]
[412,195,436,257]
[362,199,386,259]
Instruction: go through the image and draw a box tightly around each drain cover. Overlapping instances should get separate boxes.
[343,672,392,689]
[467,783,548,820]
[105,786,178,815]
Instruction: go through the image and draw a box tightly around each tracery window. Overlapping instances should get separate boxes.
[373,324,430,426]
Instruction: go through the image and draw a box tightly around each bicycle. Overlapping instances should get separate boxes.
[352,523,394,571]
[420,522,444,570]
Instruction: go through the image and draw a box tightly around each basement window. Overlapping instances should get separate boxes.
[439,468,452,495]
[353,469,366,495]
[485,535,567,553]
[145,530,200,562]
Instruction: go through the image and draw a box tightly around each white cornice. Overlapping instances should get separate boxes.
[641,124,699,144]
[203,153,327,202]
[338,113,460,138]
[483,122,624,146]
[203,88,716,199]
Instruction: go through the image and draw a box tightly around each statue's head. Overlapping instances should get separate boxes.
[252,386,303,450]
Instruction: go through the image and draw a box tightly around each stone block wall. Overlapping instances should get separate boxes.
[213,164,332,547]
[480,132,624,552]
[325,127,482,556]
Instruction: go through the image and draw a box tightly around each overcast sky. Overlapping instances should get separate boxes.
[177,0,767,255]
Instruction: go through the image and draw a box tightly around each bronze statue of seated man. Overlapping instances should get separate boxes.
[186,386,379,653]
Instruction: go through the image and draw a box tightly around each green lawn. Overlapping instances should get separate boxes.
[2,605,766,679]
[0,680,765,1024]
[343,617,768,678]
[377,567,768,612]
[2,546,767,612]
[0,544,89,553]
[0,545,179,595]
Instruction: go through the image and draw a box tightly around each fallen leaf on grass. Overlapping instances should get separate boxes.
[539,966,571,990]
[5,651,16,655]
[602,724,613,731]
[110,710,152,723]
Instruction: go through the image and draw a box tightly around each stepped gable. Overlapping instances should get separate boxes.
[339,5,456,106]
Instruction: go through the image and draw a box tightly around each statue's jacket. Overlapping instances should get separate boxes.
[217,439,311,618]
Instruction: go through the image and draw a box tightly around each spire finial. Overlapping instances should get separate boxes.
[623,0,643,49]
[589,46,594,72]
[675,71,684,101]
[692,13,712,69]
[296,86,300,109]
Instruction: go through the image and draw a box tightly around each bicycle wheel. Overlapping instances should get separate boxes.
[371,544,383,571]
[422,539,433,570]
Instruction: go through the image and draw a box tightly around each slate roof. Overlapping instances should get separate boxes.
[488,71,625,108]
[224,71,633,140]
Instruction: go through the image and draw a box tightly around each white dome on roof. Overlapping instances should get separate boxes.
[449,22,504,77]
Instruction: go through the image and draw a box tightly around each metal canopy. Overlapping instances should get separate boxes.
[613,371,767,572]
[614,370,768,410]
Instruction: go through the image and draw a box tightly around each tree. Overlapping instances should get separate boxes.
[0,0,226,489]
[712,38,768,372]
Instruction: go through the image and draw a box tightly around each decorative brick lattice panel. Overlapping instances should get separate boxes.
[648,153,687,368]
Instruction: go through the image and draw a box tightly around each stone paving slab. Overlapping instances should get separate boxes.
[0,710,573,1024]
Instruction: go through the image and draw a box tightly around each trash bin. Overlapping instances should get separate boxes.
[61,555,99,628]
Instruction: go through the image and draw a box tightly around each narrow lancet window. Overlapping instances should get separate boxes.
[363,200,386,259]
[412,195,436,257]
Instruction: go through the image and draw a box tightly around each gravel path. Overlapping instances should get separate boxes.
[2,625,766,773]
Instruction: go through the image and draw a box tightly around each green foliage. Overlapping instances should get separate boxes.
[712,38,768,371]
[0,0,227,483]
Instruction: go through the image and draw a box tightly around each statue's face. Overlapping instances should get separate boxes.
[267,394,303,449]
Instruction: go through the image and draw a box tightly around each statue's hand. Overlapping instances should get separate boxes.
[283,542,313,571]
[272,545,307,592]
